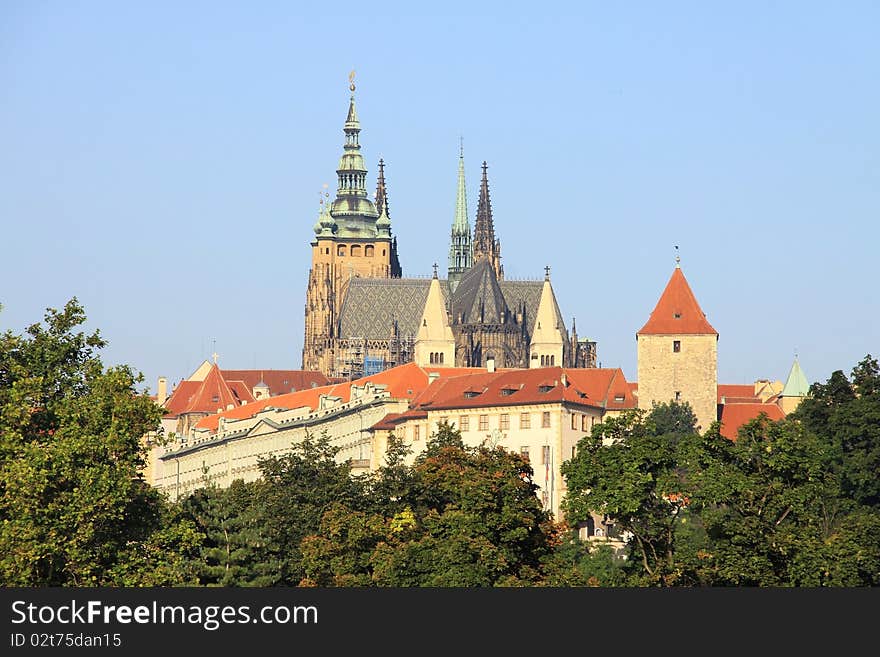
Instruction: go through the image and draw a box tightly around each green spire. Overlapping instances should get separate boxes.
[330,72,380,236]
[453,141,469,232]
[447,140,472,292]
[782,357,810,397]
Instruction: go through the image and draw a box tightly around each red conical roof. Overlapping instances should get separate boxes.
[637,267,717,335]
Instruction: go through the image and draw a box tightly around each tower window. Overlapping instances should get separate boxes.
[337,245,347,256]
[365,245,374,257]
[382,249,386,256]
[673,340,681,353]
[350,245,362,257]
[325,248,330,254]
[675,391,681,401]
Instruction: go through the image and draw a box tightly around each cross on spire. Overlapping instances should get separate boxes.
[544,265,551,280]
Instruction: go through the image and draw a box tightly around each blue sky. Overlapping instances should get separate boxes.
[2,1,878,394]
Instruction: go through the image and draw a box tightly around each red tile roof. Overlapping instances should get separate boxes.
[161,380,204,417]
[192,363,480,434]
[717,384,758,403]
[637,267,717,336]
[718,403,785,440]
[221,369,330,396]
[183,363,254,415]
[406,367,637,412]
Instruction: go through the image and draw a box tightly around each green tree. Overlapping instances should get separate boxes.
[180,479,274,586]
[250,430,367,585]
[301,422,557,587]
[560,403,703,586]
[794,355,880,508]
[0,299,200,585]
[539,534,628,587]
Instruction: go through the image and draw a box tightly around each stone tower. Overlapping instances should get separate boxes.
[414,266,456,367]
[529,267,565,368]
[472,161,503,280]
[636,261,718,433]
[447,143,472,296]
[302,75,401,373]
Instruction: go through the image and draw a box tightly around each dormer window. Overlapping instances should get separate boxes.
[464,390,482,399]
[614,394,625,402]
[674,312,681,319]
[538,385,554,393]
[500,388,517,397]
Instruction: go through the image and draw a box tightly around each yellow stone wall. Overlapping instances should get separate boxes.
[637,333,718,433]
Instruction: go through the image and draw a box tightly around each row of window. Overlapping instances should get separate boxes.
[330,244,385,257]
[570,413,597,431]
[451,411,552,432]
[429,352,446,364]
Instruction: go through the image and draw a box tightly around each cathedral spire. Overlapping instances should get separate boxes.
[473,161,502,279]
[330,71,379,231]
[375,158,389,219]
[447,142,473,294]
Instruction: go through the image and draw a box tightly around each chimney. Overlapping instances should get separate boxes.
[157,377,168,406]
[486,356,496,373]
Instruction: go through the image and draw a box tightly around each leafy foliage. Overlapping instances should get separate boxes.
[0,299,198,585]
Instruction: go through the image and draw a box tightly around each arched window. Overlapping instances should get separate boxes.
[351,245,362,257]
[337,244,346,256]
[550,355,555,366]
[365,245,374,257]
[439,352,444,364]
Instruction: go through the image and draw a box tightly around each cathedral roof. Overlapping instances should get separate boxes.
[451,258,510,325]
[637,266,717,336]
[339,278,439,341]
[337,274,568,343]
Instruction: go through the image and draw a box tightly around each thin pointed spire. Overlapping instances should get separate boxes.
[473,161,502,279]
[447,142,473,292]
[375,158,389,218]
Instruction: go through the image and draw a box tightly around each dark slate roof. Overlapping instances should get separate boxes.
[338,274,569,342]
[450,259,510,325]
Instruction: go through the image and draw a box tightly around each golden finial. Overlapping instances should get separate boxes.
[349,70,356,93]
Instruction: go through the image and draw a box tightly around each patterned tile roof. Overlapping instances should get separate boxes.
[338,274,569,342]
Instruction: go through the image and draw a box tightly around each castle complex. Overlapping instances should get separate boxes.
[147,77,809,525]
[301,79,596,380]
